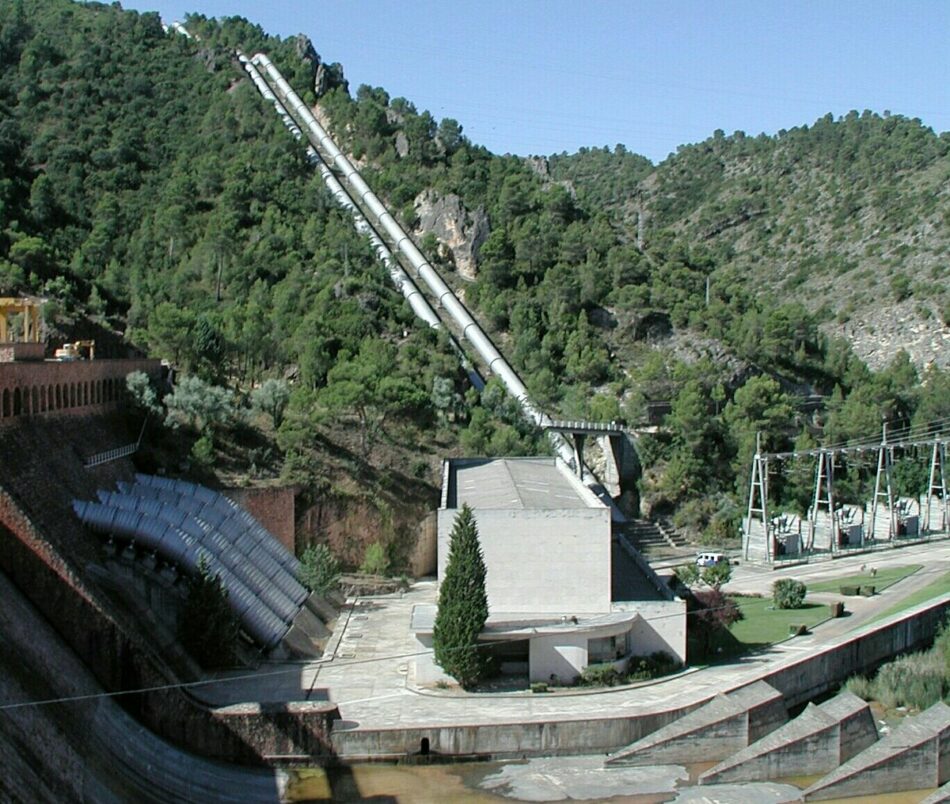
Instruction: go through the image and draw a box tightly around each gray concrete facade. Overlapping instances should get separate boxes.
[699,691,878,784]
[605,681,787,766]
[804,701,950,801]
[432,457,685,682]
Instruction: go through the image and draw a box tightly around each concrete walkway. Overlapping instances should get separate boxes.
[194,539,950,741]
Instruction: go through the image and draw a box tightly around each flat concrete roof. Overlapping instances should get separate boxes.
[410,604,639,637]
[444,457,601,510]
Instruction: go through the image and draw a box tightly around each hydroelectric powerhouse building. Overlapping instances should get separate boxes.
[412,457,686,684]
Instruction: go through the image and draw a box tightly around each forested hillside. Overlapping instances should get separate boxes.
[1,0,948,549]
[550,119,950,371]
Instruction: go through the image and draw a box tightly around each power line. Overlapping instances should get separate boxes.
[0,575,910,713]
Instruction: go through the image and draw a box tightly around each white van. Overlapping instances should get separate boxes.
[696,552,726,568]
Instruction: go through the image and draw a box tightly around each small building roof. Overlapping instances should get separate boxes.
[443,457,602,511]
[410,604,638,638]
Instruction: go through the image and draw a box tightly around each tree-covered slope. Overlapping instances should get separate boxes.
[2,0,948,547]
[552,115,950,370]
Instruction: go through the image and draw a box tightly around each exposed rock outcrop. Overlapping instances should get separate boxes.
[413,190,489,281]
[525,155,577,198]
[293,34,347,97]
[822,299,949,372]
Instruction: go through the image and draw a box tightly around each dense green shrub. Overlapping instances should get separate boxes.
[297,543,341,595]
[578,663,623,687]
[845,617,950,711]
[844,674,873,700]
[772,578,807,609]
[626,651,681,681]
[360,541,389,576]
[177,556,240,668]
[874,653,945,710]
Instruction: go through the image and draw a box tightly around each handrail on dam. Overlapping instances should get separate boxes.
[248,52,577,470]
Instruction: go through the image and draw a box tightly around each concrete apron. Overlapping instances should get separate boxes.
[329,595,950,761]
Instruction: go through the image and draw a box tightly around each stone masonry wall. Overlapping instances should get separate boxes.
[225,485,297,554]
[0,358,161,422]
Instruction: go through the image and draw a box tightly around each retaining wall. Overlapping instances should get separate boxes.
[0,358,161,422]
[333,595,950,760]
[225,485,297,555]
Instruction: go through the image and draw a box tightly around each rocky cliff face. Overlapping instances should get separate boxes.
[293,34,347,97]
[823,299,950,371]
[413,190,489,281]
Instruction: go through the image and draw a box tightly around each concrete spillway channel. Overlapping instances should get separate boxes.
[247,52,577,469]
[606,681,788,766]
[0,570,283,803]
[699,690,878,785]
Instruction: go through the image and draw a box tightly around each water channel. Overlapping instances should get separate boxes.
[283,756,936,803]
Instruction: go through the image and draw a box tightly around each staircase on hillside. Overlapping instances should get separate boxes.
[625,518,691,558]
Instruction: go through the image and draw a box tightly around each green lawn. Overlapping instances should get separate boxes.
[698,595,831,660]
[869,570,950,623]
[729,596,830,646]
[807,565,921,594]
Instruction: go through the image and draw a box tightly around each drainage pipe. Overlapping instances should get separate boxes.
[251,52,574,466]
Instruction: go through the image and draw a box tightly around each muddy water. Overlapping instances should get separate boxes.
[285,758,936,803]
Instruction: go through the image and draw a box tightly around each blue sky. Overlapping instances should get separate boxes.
[121,0,949,164]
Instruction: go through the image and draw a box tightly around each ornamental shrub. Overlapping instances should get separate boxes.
[772,578,807,609]
[578,663,623,687]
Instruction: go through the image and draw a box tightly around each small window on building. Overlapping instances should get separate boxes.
[589,635,622,663]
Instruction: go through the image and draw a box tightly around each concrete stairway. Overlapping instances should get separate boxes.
[803,700,950,801]
[654,516,690,549]
[700,691,877,784]
[606,681,787,766]
[624,519,688,557]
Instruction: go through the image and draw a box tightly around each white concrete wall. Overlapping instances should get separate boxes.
[438,507,611,614]
[529,633,588,683]
[412,634,454,685]
[620,600,688,664]
[925,498,948,533]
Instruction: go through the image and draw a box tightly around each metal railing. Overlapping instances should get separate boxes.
[84,418,148,468]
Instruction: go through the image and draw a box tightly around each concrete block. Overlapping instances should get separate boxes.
[804,701,950,801]
[606,681,786,766]
[920,779,950,803]
[700,691,877,784]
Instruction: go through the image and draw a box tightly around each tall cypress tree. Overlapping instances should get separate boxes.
[433,503,488,688]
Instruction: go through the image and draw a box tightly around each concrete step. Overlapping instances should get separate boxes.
[700,691,877,784]
[605,681,786,766]
[803,700,950,801]
[920,779,950,803]
[623,520,683,556]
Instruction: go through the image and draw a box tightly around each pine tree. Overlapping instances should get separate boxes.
[433,504,488,688]
[178,555,240,668]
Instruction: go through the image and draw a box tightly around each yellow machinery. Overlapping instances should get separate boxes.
[0,297,42,343]
[53,340,95,361]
